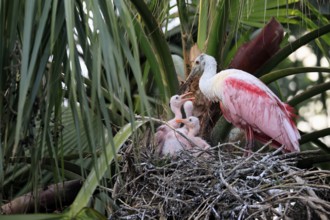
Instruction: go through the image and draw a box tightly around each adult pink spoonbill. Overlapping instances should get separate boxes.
[191,53,300,154]
[155,93,194,155]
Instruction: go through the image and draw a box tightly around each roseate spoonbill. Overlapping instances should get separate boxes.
[176,100,194,134]
[160,100,197,156]
[160,99,194,156]
[183,100,194,118]
[160,128,189,156]
[175,116,210,151]
[155,93,194,155]
[190,53,300,154]
[160,100,196,156]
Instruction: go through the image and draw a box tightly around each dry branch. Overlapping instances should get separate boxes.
[109,143,330,219]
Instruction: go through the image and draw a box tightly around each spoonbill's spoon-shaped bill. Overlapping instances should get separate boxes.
[155,93,195,156]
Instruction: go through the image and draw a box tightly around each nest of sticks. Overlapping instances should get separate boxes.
[109,141,330,219]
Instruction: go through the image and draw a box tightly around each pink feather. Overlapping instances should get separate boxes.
[221,73,300,152]
[194,53,301,154]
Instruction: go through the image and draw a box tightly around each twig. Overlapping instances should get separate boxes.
[218,156,246,204]
[112,138,330,219]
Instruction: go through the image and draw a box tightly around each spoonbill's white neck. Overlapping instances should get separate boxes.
[188,124,200,137]
[183,101,194,118]
[199,55,218,100]
[171,107,182,119]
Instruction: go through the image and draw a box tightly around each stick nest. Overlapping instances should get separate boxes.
[109,143,330,219]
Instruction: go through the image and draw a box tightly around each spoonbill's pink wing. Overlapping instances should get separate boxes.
[220,71,300,152]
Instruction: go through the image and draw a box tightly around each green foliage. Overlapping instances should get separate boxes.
[255,24,330,77]
[0,0,330,218]
[67,120,146,217]
[0,0,153,216]
[0,214,63,220]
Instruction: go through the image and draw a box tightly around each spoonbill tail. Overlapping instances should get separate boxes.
[155,93,194,155]
[191,53,300,154]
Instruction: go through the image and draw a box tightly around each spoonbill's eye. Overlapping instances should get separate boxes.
[189,118,192,122]
[195,60,200,65]
[175,96,179,100]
